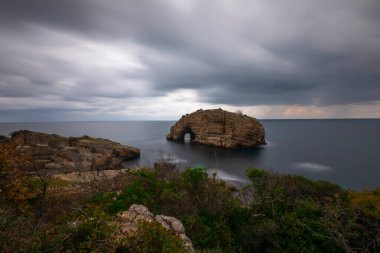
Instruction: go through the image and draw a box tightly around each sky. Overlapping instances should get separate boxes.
[0,0,380,121]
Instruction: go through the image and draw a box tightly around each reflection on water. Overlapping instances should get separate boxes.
[184,133,192,142]
[293,162,333,172]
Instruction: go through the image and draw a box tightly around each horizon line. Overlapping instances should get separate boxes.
[0,117,379,123]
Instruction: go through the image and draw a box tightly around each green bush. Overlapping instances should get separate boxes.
[93,170,157,214]
[123,220,187,253]
[90,167,380,252]
[183,213,234,251]
[1,162,379,252]
[38,206,117,252]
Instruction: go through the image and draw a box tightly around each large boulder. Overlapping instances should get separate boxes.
[4,130,140,173]
[166,109,266,148]
[117,204,194,252]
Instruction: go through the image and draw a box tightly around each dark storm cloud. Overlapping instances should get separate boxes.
[0,0,380,120]
[0,0,91,32]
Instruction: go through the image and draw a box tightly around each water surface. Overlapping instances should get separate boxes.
[0,119,379,190]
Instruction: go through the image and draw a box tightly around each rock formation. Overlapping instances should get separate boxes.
[166,109,266,148]
[2,130,140,173]
[117,204,194,252]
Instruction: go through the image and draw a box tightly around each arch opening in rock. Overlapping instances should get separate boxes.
[181,128,196,142]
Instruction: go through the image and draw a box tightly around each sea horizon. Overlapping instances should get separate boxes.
[0,117,379,123]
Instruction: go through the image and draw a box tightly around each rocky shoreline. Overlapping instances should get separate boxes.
[0,130,140,174]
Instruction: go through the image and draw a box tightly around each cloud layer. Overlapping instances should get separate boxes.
[1,0,380,120]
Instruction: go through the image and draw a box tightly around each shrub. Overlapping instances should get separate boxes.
[0,209,42,252]
[123,220,187,253]
[1,159,379,253]
[35,205,117,252]
[349,188,380,220]
[0,142,36,214]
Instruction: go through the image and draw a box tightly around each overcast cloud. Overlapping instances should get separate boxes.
[1,0,380,121]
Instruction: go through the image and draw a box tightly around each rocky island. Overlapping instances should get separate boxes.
[1,130,140,173]
[166,109,266,148]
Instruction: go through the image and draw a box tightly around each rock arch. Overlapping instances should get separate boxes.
[166,109,266,149]
[181,127,196,142]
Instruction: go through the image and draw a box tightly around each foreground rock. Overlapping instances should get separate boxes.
[3,130,140,173]
[117,204,194,252]
[167,109,266,148]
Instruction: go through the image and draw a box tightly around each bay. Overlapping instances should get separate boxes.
[0,119,379,190]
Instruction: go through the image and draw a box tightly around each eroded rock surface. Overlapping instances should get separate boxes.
[3,130,140,173]
[117,204,194,252]
[166,109,266,148]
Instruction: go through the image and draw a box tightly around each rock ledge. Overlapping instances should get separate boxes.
[2,130,140,173]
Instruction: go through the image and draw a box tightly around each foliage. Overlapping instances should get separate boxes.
[0,208,42,252]
[1,153,379,253]
[349,188,380,220]
[48,207,116,252]
[0,142,36,214]
[240,168,379,252]
[124,220,187,253]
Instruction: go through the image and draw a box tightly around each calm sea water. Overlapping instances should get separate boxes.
[0,120,379,190]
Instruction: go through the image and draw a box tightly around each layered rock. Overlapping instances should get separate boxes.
[117,204,194,252]
[166,109,266,148]
[3,130,140,173]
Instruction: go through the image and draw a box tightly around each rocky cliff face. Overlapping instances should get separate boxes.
[166,109,266,148]
[4,130,140,173]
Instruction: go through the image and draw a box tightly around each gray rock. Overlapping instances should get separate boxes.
[155,214,186,234]
[155,214,194,252]
[117,204,194,252]
[118,204,154,234]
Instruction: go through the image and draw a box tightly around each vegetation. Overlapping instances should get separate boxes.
[1,142,379,252]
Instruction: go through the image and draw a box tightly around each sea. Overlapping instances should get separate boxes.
[0,119,379,190]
